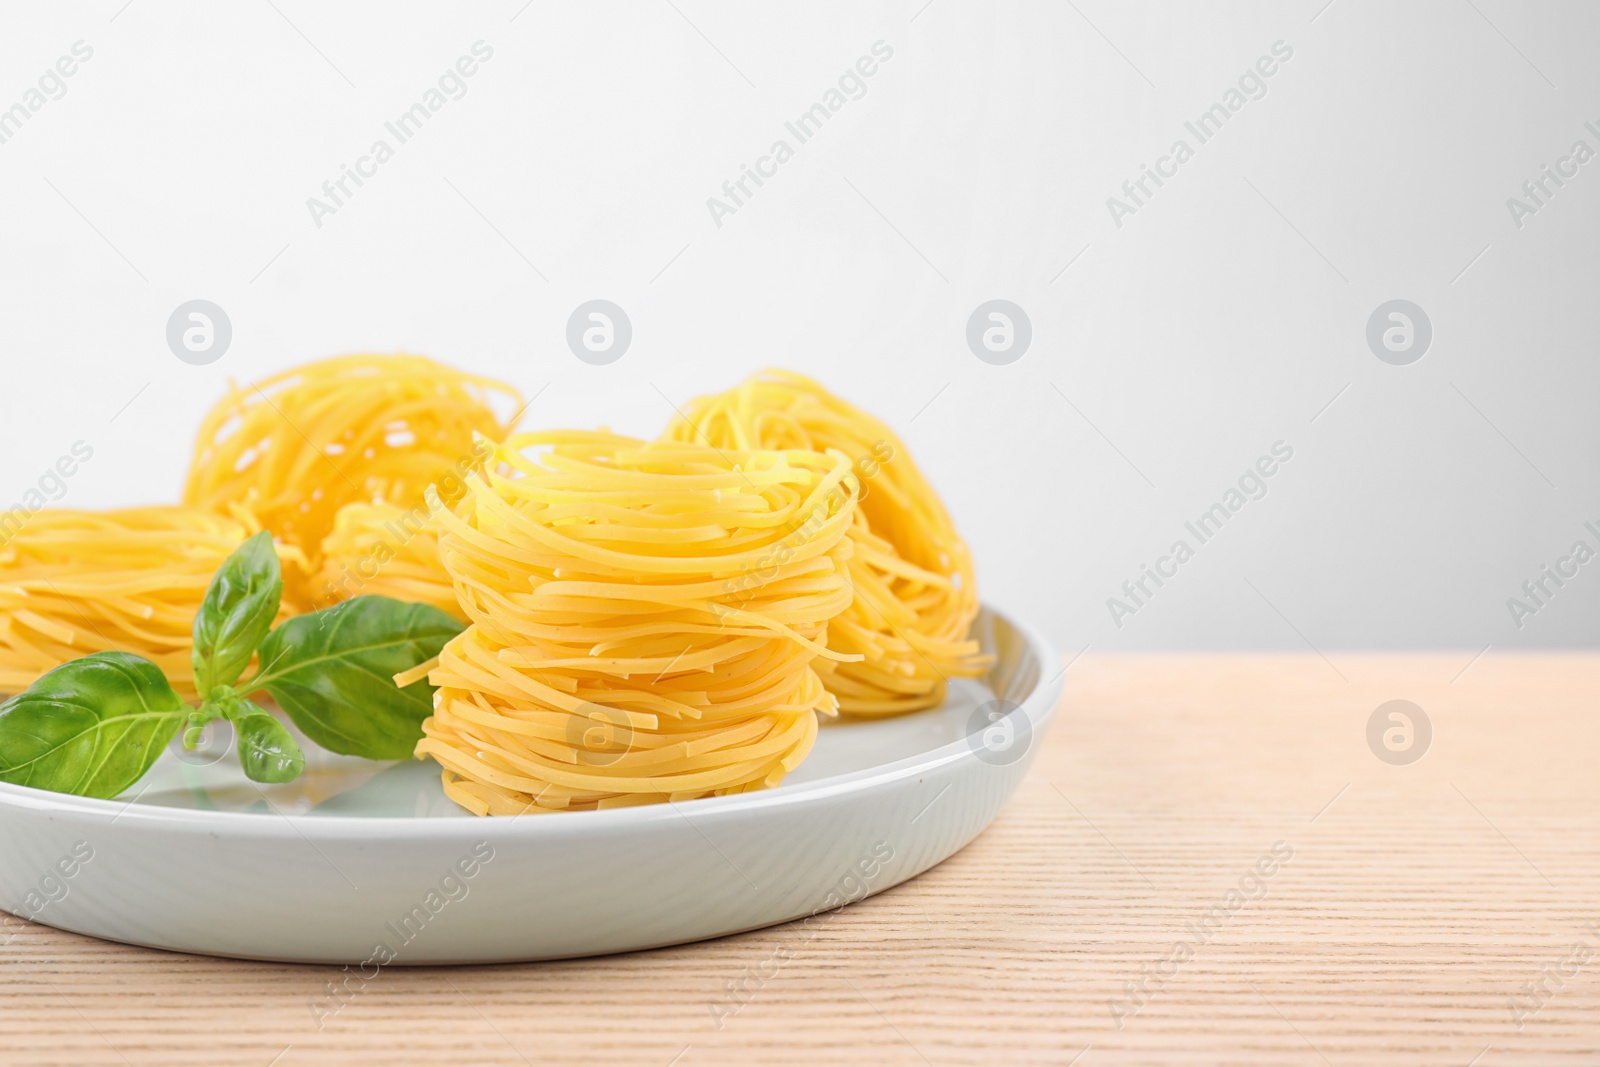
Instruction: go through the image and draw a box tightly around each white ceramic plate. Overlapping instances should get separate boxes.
[0,606,1058,964]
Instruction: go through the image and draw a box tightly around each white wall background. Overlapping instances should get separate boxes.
[0,0,1595,656]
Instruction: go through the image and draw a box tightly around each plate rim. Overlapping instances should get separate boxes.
[0,603,1060,837]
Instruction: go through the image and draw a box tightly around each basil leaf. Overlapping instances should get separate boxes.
[251,596,463,760]
[234,707,305,784]
[0,652,185,799]
[192,531,282,697]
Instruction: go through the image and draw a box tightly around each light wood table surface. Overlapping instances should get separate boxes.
[2,653,1595,1066]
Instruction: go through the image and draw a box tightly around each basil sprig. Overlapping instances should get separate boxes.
[0,531,462,799]
[191,530,282,699]
[233,702,307,784]
[253,597,464,760]
[0,653,185,799]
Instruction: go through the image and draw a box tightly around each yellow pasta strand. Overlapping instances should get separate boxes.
[184,354,519,609]
[661,370,989,716]
[415,431,860,815]
[316,501,463,619]
[0,505,306,700]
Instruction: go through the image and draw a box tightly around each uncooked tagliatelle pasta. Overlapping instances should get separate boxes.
[316,501,463,620]
[660,370,989,716]
[413,430,861,815]
[183,354,519,609]
[0,505,306,700]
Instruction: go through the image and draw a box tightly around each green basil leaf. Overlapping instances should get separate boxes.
[234,706,305,784]
[0,652,185,798]
[192,530,282,697]
[251,596,463,760]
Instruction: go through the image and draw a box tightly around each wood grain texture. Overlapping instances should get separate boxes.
[1,652,1596,1066]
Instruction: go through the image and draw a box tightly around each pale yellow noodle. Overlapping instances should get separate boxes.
[415,430,860,815]
[184,353,520,609]
[660,370,988,716]
[317,501,462,619]
[0,505,306,701]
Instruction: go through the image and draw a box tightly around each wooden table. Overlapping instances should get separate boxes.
[3,653,1595,1066]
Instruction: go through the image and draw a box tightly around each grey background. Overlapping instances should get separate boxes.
[0,0,1594,656]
